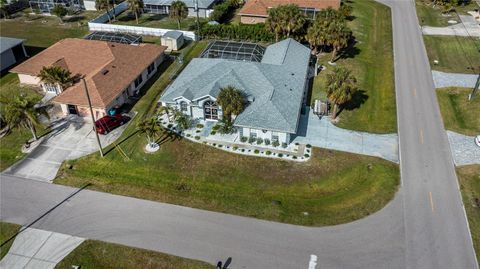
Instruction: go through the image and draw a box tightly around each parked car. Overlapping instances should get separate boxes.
[95,114,131,135]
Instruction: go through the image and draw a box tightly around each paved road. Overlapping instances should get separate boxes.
[0,1,478,268]
[0,175,406,269]
[380,0,478,268]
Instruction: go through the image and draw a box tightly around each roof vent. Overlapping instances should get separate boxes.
[102,70,109,75]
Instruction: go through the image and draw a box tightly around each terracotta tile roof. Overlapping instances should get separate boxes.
[11,38,166,108]
[238,0,340,17]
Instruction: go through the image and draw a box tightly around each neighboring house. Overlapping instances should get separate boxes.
[159,38,311,144]
[143,0,218,18]
[238,0,340,24]
[161,31,185,52]
[28,0,83,13]
[11,38,167,119]
[0,37,27,72]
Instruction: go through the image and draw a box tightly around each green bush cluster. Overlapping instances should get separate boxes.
[256,138,263,145]
[196,124,204,128]
[198,23,275,42]
[266,151,272,155]
[210,0,236,23]
[254,149,260,154]
[240,136,248,143]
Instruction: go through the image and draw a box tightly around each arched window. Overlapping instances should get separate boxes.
[180,101,188,112]
[203,100,218,120]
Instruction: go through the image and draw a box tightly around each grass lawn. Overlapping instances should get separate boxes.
[0,222,21,260]
[113,12,206,31]
[436,87,480,136]
[0,11,94,56]
[415,0,478,27]
[0,74,44,171]
[423,35,480,74]
[56,240,214,269]
[457,165,480,261]
[311,0,396,133]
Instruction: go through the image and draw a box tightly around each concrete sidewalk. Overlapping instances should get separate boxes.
[447,131,480,166]
[0,228,84,269]
[291,109,399,162]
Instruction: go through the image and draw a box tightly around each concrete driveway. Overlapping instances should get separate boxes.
[292,108,399,162]
[3,116,129,182]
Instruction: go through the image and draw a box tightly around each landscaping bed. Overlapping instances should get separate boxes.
[56,240,214,269]
[423,35,480,74]
[311,0,396,133]
[436,87,480,136]
[457,165,480,261]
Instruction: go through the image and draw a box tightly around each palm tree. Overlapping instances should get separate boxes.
[173,111,190,130]
[266,4,305,41]
[1,0,9,21]
[158,105,173,122]
[95,0,112,22]
[127,0,143,24]
[137,117,164,147]
[0,90,49,141]
[38,66,73,93]
[306,19,328,56]
[325,67,357,120]
[216,86,245,123]
[51,5,68,23]
[327,21,351,63]
[169,0,188,29]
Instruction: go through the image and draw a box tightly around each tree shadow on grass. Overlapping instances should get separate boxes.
[337,39,361,61]
[63,16,86,23]
[337,90,369,115]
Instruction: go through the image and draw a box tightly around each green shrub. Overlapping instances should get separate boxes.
[278,153,283,157]
[272,141,280,147]
[306,144,312,148]
[233,146,238,150]
[195,136,200,140]
[281,143,288,148]
[254,149,260,154]
[240,136,248,143]
[212,125,220,131]
[256,138,263,145]
[266,151,272,155]
[186,134,191,137]
[248,137,256,144]
[213,143,217,146]
[167,124,173,128]
[198,23,275,42]
[304,154,310,158]
[241,149,245,152]
[196,130,201,133]
[264,139,270,145]
[293,156,297,159]
[196,124,204,128]
[218,144,223,148]
[210,130,217,135]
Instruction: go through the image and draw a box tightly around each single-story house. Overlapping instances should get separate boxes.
[161,31,185,52]
[11,38,167,119]
[143,0,218,18]
[28,0,83,13]
[159,38,311,144]
[238,0,340,24]
[0,37,27,72]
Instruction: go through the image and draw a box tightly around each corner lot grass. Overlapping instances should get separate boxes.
[56,240,214,269]
[53,39,399,227]
[457,165,480,261]
[415,0,478,27]
[0,222,21,260]
[423,35,480,74]
[311,0,396,133]
[436,87,480,136]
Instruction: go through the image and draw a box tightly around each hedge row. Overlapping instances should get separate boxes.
[197,23,275,42]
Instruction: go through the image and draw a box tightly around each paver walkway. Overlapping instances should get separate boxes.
[3,115,128,182]
[0,228,84,269]
[422,15,480,37]
[446,131,480,166]
[432,71,479,88]
[291,108,399,162]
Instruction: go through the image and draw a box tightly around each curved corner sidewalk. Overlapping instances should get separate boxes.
[447,131,480,166]
[292,108,399,163]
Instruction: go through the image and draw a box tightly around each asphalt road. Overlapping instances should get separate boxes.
[0,0,478,268]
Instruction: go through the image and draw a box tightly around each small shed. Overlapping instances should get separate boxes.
[0,37,27,72]
[161,31,184,52]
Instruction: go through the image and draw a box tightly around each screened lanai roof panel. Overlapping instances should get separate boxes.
[143,0,216,9]
[85,32,142,45]
[200,40,266,62]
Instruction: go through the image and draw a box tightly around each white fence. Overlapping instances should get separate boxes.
[88,22,197,40]
[88,2,197,40]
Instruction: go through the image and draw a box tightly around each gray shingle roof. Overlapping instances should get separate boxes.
[143,0,216,9]
[163,31,183,39]
[160,38,311,133]
[0,37,24,54]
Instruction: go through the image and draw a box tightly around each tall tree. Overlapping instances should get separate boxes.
[0,90,49,141]
[38,66,73,92]
[173,110,190,130]
[95,0,112,22]
[137,117,164,146]
[216,86,245,123]
[0,0,9,21]
[306,19,328,56]
[51,5,68,23]
[328,21,351,62]
[127,0,143,24]
[266,4,305,41]
[325,67,358,120]
[169,0,188,29]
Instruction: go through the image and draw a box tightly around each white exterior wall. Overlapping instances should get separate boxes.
[241,127,288,144]
[17,74,41,85]
[83,0,96,10]
[191,105,204,119]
